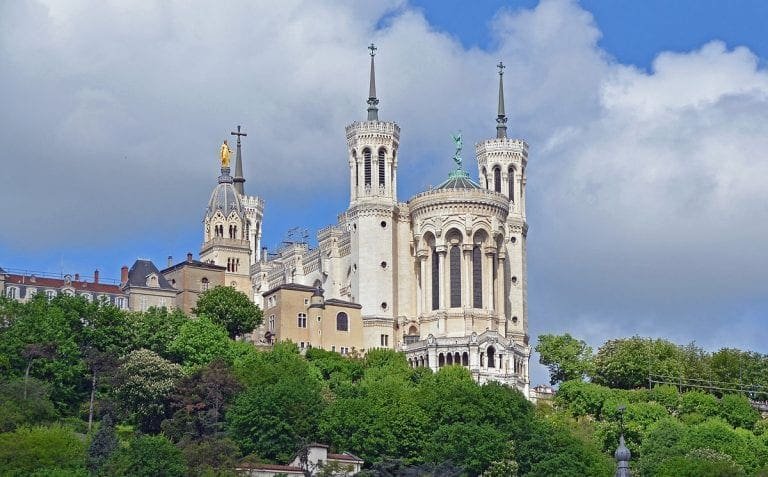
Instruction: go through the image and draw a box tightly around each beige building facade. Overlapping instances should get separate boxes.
[161,253,226,314]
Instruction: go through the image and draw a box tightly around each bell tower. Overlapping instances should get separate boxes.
[346,44,400,350]
[475,62,529,343]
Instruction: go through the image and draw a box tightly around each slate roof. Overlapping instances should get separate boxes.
[126,260,176,290]
[3,274,123,294]
[161,259,226,274]
[206,181,244,219]
[436,169,480,190]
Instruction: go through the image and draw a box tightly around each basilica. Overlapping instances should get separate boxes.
[199,46,531,396]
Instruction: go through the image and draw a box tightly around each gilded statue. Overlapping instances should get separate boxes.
[220,140,232,168]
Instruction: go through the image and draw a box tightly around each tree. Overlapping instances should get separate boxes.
[482,442,519,477]
[87,414,118,474]
[193,286,262,339]
[0,377,57,432]
[112,349,182,432]
[168,316,232,370]
[162,360,242,443]
[0,424,87,475]
[592,337,687,389]
[535,333,594,384]
[129,307,188,359]
[102,435,186,477]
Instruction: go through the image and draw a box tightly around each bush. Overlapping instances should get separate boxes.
[0,424,86,475]
[101,434,186,477]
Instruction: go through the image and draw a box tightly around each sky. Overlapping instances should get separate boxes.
[1,0,767,385]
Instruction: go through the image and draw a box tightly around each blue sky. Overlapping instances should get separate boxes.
[1,1,767,384]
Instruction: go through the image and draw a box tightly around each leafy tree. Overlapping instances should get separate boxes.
[101,434,186,477]
[554,380,612,418]
[0,377,57,432]
[112,349,182,432]
[193,286,262,339]
[87,414,118,474]
[655,448,746,477]
[162,360,242,443]
[168,316,232,369]
[718,394,759,430]
[482,442,519,477]
[535,333,594,384]
[0,424,87,475]
[179,436,240,477]
[423,422,507,475]
[592,337,687,389]
[129,307,187,359]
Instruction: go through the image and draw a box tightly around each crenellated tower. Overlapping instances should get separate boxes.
[475,62,529,344]
[346,44,401,350]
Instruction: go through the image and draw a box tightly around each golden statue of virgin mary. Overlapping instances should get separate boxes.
[220,140,232,168]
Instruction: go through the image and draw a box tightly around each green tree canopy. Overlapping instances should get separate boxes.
[193,286,262,339]
[101,434,186,477]
[168,316,232,370]
[535,333,594,384]
[0,424,86,476]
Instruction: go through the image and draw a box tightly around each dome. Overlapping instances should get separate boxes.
[436,169,480,190]
[206,175,244,219]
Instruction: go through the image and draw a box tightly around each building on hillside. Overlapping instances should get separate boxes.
[256,284,363,354]
[0,268,128,308]
[120,259,178,312]
[161,252,227,313]
[198,46,531,396]
[237,443,363,477]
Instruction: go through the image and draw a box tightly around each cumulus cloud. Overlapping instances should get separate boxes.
[1,0,766,382]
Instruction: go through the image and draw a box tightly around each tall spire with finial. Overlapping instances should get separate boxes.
[231,125,248,195]
[496,61,508,139]
[367,43,379,121]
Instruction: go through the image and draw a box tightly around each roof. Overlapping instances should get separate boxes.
[262,282,316,297]
[206,180,244,219]
[436,169,480,190]
[3,274,124,294]
[126,260,176,290]
[236,463,304,473]
[325,298,363,309]
[328,452,364,463]
[161,259,226,274]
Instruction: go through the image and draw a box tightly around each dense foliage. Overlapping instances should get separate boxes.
[1,294,766,476]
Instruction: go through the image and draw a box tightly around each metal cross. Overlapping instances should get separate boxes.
[497,61,505,76]
[230,125,247,146]
[368,42,377,57]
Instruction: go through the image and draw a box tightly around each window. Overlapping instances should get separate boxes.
[340,346,349,355]
[6,287,17,299]
[353,150,358,187]
[450,245,461,307]
[378,148,386,187]
[201,277,209,291]
[304,298,309,305]
[380,334,389,347]
[82,293,92,302]
[336,312,349,331]
[300,342,305,349]
[297,313,307,328]
[116,297,125,308]
[268,315,275,331]
[493,166,501,193]
[431,247,440,310]
[27,288,36,298]
[140,297,148,311]
[363,148,372,186]
[487,346,496,368]
[508,166,515,201]
[472,245,482,308]
[159,298,167,308]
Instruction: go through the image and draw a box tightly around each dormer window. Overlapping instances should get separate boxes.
[146,274,159,288]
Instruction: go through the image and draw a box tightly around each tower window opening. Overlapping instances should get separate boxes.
[364,149,372,186]
[488,346,496,368]
[449,245,461,307]
[378,148,386,187]
[493,166,501,193]
[508,166,515,202]
[472,245,482,308]
[431,247,440,310]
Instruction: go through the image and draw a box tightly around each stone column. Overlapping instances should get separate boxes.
[462,244,473,309]
[436,246,447,310]
[350,158,356,201]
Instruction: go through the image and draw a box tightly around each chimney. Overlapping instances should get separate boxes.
[167,256,173,267]
[74,273,80,281]
[94,269,99,284]
[120,266,129,286]
[186,252,193,262]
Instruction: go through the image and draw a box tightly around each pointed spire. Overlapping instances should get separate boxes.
[614,434,631,477]
[231,125,248,195]
[367,43,379,121]
[496,61,508,139]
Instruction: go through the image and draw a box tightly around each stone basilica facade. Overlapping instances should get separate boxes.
[200,48,531,396]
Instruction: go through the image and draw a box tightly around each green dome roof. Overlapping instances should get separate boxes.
[436,169,480,190]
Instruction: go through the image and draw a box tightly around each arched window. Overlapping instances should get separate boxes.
[462,352,469,366]
[431,247,440,310]
[201,277,209,291]
[378,148,386,187]
[472,245,482,308]
[363,148,372,186]
[439,353,445,367]
[336,312,349,331]
[447,353,453,365]
[487,346,496,368]
[508,166,515,202]
[449,245,461,307]
[493,166,501,193]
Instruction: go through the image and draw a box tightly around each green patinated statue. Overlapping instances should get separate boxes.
[452,131,463,169]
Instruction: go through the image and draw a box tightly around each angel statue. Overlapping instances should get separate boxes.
[220,140,232,168]
[452,131,463,169]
